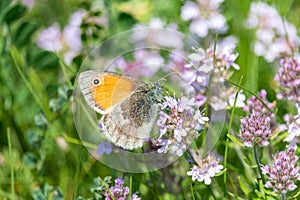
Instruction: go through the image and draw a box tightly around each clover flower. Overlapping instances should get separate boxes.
[261,146,300,194]
[156,96,209,156]
[37,10,85,65]
[182,39,239,93]
[187,150,224,185]
[240,113,272,147]
[181,0,228,37]
[284,103,300,143]
[104,178,140,200]
[275,57,300,103]
[243,89,276,121]
[245,2,300,62]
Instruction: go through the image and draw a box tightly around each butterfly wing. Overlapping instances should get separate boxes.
[78,70,142,114]
[101,84,160,149]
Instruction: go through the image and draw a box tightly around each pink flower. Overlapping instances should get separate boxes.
[261,146,300,194]
[37,10,85,65]
[181,0,228,37]
[240,113,272,147]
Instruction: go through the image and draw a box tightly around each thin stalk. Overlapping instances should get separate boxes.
[223,76,243,198]
[190,181,196,200]
[129,175,132,197]
[12,53,53,119]
[7,128,15,200]
[98,176,115,200]
[225,79,273,113]
[253,144,265,184]
[58,57,73,88]
[281,193,286,200]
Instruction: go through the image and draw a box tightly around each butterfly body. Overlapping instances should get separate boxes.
[78,70,161,150]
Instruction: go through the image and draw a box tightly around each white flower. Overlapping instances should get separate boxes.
[171,142,186,156]
[228,90,246,108]
[187,151,224,185]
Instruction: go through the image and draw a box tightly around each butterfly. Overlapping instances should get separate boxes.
[78,70,161,150]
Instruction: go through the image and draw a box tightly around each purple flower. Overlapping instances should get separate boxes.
[104,178,141,200]
[37,10,85,65]
[97,142,113,155]
[187,151,224,185]
[181,39,239,96]
[284,103,300,142]
[243,89,276,121]
[181,0,228,37]
[245,2,300,62]
[275,57,300,103]
[21,0,35,9]
[113,49,164,78]
[133,18,183,49]
[261,146,300,194]
[240,113,272,147]
[156,95,209,156]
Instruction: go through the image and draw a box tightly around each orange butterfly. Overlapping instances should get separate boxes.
[78,70,161,150]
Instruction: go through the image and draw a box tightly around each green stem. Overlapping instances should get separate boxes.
[58,57,73,88]
[129,175,132,197]
[223,76,243,198]
[190,181,195,200]
[12,51,53,120]
[7,128,15,200]
[281,193,286,200]
[225,79,273,113]
[253,144,265,185]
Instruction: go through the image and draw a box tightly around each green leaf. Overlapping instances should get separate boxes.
[3,4,27,24]
[13,22,38,47]
[0,0,11,16]
[31,189,46,200]
[10,45,25,68]
[23,152,38,168]
[238,176,250,196]
[227,134,243,146]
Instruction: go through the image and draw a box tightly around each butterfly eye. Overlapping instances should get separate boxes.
[92,78,100,86]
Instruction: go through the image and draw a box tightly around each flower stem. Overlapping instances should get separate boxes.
[281,193,286,200]
[223,76,243,198]
[190,181,195,200]
[253,144,265,185]
[7,128,15,200]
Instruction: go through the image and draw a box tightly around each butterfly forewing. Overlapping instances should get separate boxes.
[78,70,141,114]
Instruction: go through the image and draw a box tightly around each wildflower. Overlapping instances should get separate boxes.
[181,0,228,37]
[113,49,164,78]
[243,89,276,120]
[181,38,239,95]
[284,103,300,142]
[97,142,113,155]
[156,95,209,156]
[21,0,35,9]
[275,57,300,103]
[228,90,246,108]
[104,178,141,200]
[37,10,85,65]
[245,2,300,62]
[187,150,224,185]
[240,113,272,147]
[133,18,183,49]
[261,146,300,194]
